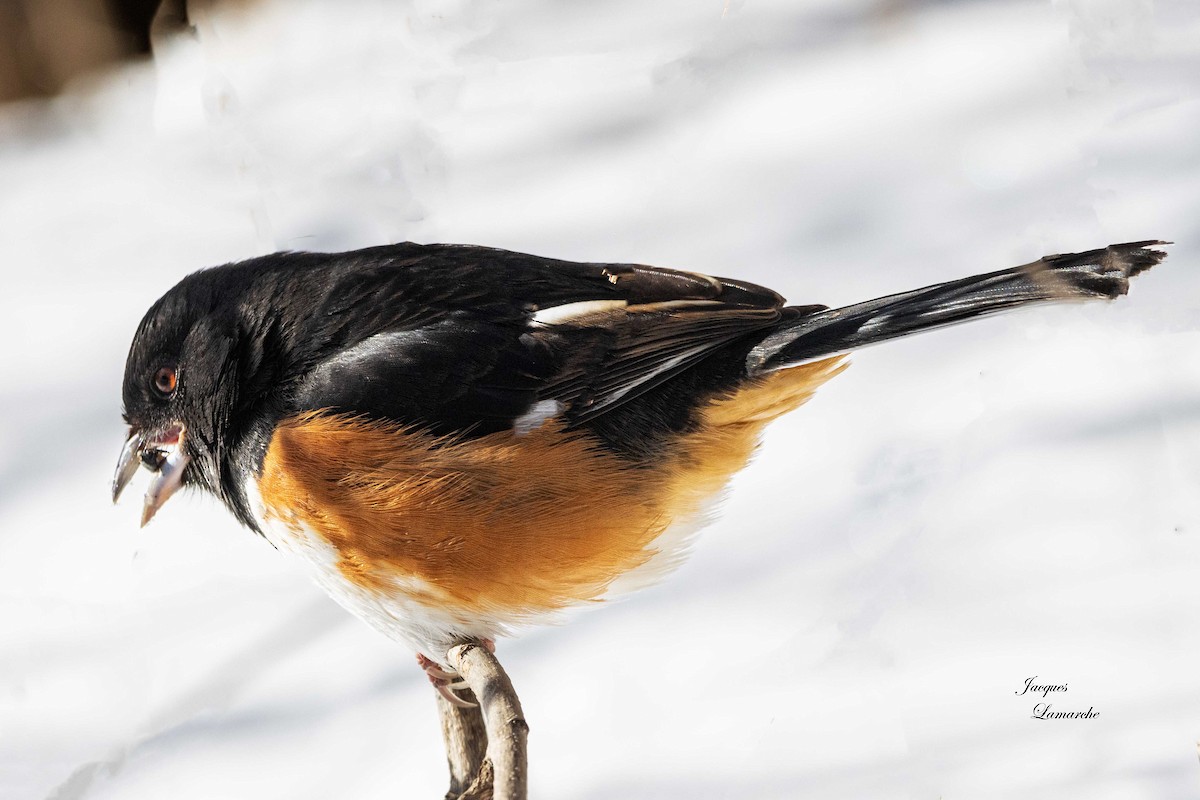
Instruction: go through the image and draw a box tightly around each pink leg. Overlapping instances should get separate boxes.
[416,652,477,709]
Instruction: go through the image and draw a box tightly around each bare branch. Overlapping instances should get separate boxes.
[436,689,488,799]
[445,643,529,800]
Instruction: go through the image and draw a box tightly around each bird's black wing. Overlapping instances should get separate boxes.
[282,243,807,438]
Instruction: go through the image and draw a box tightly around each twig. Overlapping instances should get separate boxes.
[436,643,529,800]
[436,687,488,799]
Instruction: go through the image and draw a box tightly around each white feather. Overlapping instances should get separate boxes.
[530,299,627,325]
[512,399,562,435]
[245,479,514,666]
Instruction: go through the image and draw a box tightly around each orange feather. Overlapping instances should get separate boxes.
[257,357,846,619]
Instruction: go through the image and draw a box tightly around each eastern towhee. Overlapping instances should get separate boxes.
[113,240,1166,704]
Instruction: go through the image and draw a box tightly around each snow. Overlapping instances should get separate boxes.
[2,0,1199,797]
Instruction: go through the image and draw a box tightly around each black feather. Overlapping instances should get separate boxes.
[118,240,1167,528]
[747,241,1169,373]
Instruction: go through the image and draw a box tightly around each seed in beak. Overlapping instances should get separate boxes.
[140,449,167,470]
[112,423,190,527]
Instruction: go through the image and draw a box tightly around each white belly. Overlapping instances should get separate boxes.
[244,478,515,666]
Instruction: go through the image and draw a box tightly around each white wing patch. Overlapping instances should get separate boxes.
[512,399,563,436]
[530,299,627,325]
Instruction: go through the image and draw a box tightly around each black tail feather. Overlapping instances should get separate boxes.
[747,241,1169,374]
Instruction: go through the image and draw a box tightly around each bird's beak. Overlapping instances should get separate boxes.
[112,423,191,527]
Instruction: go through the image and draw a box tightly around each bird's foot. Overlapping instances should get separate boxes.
[417,650,487,709]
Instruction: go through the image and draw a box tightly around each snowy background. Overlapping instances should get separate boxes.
[2,0,1199,797]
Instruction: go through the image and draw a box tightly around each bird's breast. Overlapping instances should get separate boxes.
[251,357,846,632]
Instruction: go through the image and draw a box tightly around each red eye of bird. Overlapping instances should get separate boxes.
[153,366,177,396]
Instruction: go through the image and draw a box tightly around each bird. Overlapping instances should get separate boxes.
[113,239,1166,704]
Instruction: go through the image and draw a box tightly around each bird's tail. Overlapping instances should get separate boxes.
[746,241,1169,375]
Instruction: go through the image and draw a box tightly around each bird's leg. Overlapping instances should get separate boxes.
[417,653,459,681]
[417,651,484,709]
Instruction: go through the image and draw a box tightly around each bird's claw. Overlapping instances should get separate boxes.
[434,679,477,708]
[417,652,477,708]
